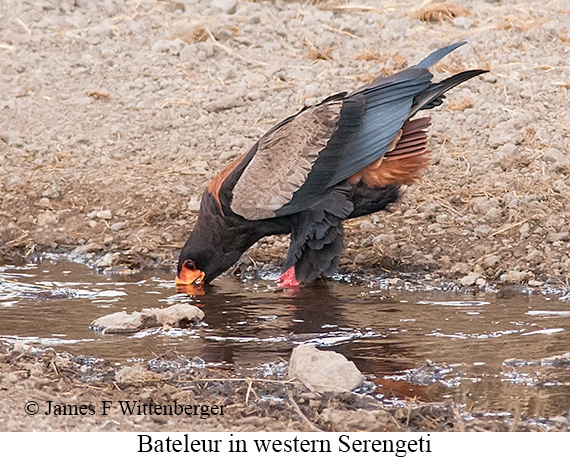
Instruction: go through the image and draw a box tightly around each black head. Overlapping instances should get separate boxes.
[176,188,271,286]
[176,222,246,285]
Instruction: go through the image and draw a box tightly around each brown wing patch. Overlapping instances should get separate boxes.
[207,152,248,214]
[348,117,431,187]
[231,101,343,220]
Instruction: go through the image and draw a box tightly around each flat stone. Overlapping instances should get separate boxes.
[37,211,58,226]
[187,198,201,212]
[474,225,492,237]
[96,209,112,220]
[483,255,501,268]
[500,270,534,284]
[111,222,125,231]
[389,278,405,288]
[320,408,391,431]
[203,95,244,112]
[152,304,205,328]
[91,304,205,334]
[115,363,162,383]
[90,311,145,334]
[451,262,471,274]
[482,73,497,84]
[459,272,482,286]
[288,344,364,392]
[211,0,239,14]
[95,253,117,268]
[540,352,570,367]
[38,197,51,208]
[546,232,570,242]
[452,16,473,28]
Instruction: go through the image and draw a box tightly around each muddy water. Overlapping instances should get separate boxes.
[1,260,570,418]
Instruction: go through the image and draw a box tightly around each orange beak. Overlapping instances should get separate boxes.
[175,261,206,286]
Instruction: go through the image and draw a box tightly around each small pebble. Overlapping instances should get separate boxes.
[96,210,112,220]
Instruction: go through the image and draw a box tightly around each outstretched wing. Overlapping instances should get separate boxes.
[229,42,484,221]
[229,69,431,220]
[230,97,356,220]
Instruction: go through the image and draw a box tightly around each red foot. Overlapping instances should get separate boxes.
[279,266,300,288]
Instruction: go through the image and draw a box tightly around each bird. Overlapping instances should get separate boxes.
[175,41,487,288]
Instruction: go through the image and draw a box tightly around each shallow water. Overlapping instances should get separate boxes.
[1,260,570,418]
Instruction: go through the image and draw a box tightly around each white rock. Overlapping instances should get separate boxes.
[37,211,58,226]
[459,272,481,286]
[452,17,474,29]
[111,222,125,231]
[288,344,364,392]
[203,95,244,112]
[500,270,534,284]
[211,0,238,14]
[187,198,201,212]
[38,197,51,208]
[96,209,112,220]
[91,311,144,334]
[152,304,205,328]
[95,253,117,268]
[115,363,162,383]
[91,304,205,334]
[151,38,185,56]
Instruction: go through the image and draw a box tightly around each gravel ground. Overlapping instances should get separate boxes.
[1,0,570,285]
[3,343,567,432]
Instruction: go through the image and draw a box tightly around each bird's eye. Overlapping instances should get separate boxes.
[183,260,196,270]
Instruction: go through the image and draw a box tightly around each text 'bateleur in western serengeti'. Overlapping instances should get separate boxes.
[176,42,487,289]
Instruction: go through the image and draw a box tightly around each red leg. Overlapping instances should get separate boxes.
[279,265,300,288]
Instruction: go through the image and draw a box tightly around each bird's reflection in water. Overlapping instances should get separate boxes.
[283,282,431,401]
[178,278,432,401]
[175,283,205,296]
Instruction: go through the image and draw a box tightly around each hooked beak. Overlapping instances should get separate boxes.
[175,262,206,286]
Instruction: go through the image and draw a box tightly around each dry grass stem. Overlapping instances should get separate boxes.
[354,73,376,84]
[500,14,541,31]
[317,3,385,14]
[490,219,529,237]
[287,391,324,432]
[303,36,334,61]
[322,24,363,40]
[6,233,30,246]
[355,49,383,62]
[203,25,268,67]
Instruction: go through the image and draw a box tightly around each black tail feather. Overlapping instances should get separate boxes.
[409,69,488,118]
[414,41,467,68]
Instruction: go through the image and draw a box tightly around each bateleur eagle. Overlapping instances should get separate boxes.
[176,42,487,288]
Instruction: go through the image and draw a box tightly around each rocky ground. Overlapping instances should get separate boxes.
[1,0,570,432]
[3,342,568,432]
